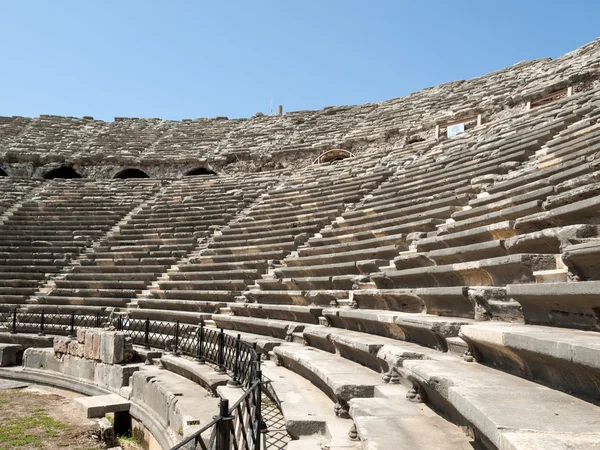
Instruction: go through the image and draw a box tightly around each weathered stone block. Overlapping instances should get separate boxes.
[84,329,101,360]
[67,340,84,358]
[76,328,87,344]
[100,331,125,364]
[0,344,22,367]
[53,337,70,355]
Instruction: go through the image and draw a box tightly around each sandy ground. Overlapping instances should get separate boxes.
[0,384,142,450]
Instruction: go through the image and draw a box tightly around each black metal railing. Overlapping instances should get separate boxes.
[171,373,265,450]
[0,310,266,449]
[0,310,106,337]
[114,318,258,387]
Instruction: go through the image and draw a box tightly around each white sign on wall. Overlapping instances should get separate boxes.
[447,123,465,138]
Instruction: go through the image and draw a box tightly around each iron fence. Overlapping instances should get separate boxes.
[0,310,266,449]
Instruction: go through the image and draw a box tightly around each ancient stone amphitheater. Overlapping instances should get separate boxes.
[1,38,600,450]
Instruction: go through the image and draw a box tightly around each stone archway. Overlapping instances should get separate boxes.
[44,167,83,179]
[114,168,150,179]
[185,167,217,176]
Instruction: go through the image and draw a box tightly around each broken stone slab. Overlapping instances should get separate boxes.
[507,281,600,330]
[74,393,131,418]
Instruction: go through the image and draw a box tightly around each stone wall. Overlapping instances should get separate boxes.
[1,38,600,177]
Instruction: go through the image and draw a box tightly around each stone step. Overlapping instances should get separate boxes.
[149,289,236,302]
[173,261,269,272]
[261,359,358,447]
[166,269,262,281]
[213,224,320,241]
[37,295,130,308]
[137,298,227,314]
[403,359,600,450]
[415,221,516,252]
[326,206,459,236]
[561,241,600,280]
[460,322,600,403]
[62,272,160,282]
[506,281,600,330]
[229,303,323,324]
[243,289,348,307]
[286,245,401,266]
[212,315,304,340]
[128,308,211,325]
[445,200,545,234]
[272,343,384,417]
[156,279,253,290]
[322,308,475,351]
[516,194,600,234]
[300,234,407,256]
[350,396,474,450]
[303,325,456,380]
[53,279,148,290]
[372,254,557,289]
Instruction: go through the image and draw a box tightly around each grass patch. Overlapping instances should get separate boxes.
[0,408,71,448]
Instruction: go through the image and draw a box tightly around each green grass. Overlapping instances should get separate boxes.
[117,434,143,446]
[0,408,71,449]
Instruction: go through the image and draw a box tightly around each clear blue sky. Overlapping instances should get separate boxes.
[1,1,598,121]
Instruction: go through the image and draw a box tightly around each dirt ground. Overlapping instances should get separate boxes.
[0,386,142,450]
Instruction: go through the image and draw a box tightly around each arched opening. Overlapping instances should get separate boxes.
[0,168,7,177]
[185,167,217,176]
[313,149,354,165]
[44,167,82,179]
[114,168,149,179]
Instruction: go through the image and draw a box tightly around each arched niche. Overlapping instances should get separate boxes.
[44,167,83,179]
[0,168,7,177]
[185,167,217,176]
[114,168,150,179]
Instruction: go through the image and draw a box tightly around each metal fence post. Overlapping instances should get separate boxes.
[68,312,75,338]
[38,311,45,336]
[173,320,180,355]
[215,328,226,373]
[196,324,205,364]
[144,318,150,350]
[227,334,242,387]
[95,312,100,328]
[254,369,263,450]
[10,309,17,334]
[215,398,231,450]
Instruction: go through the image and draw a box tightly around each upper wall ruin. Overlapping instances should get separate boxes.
[1,38,600,178]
